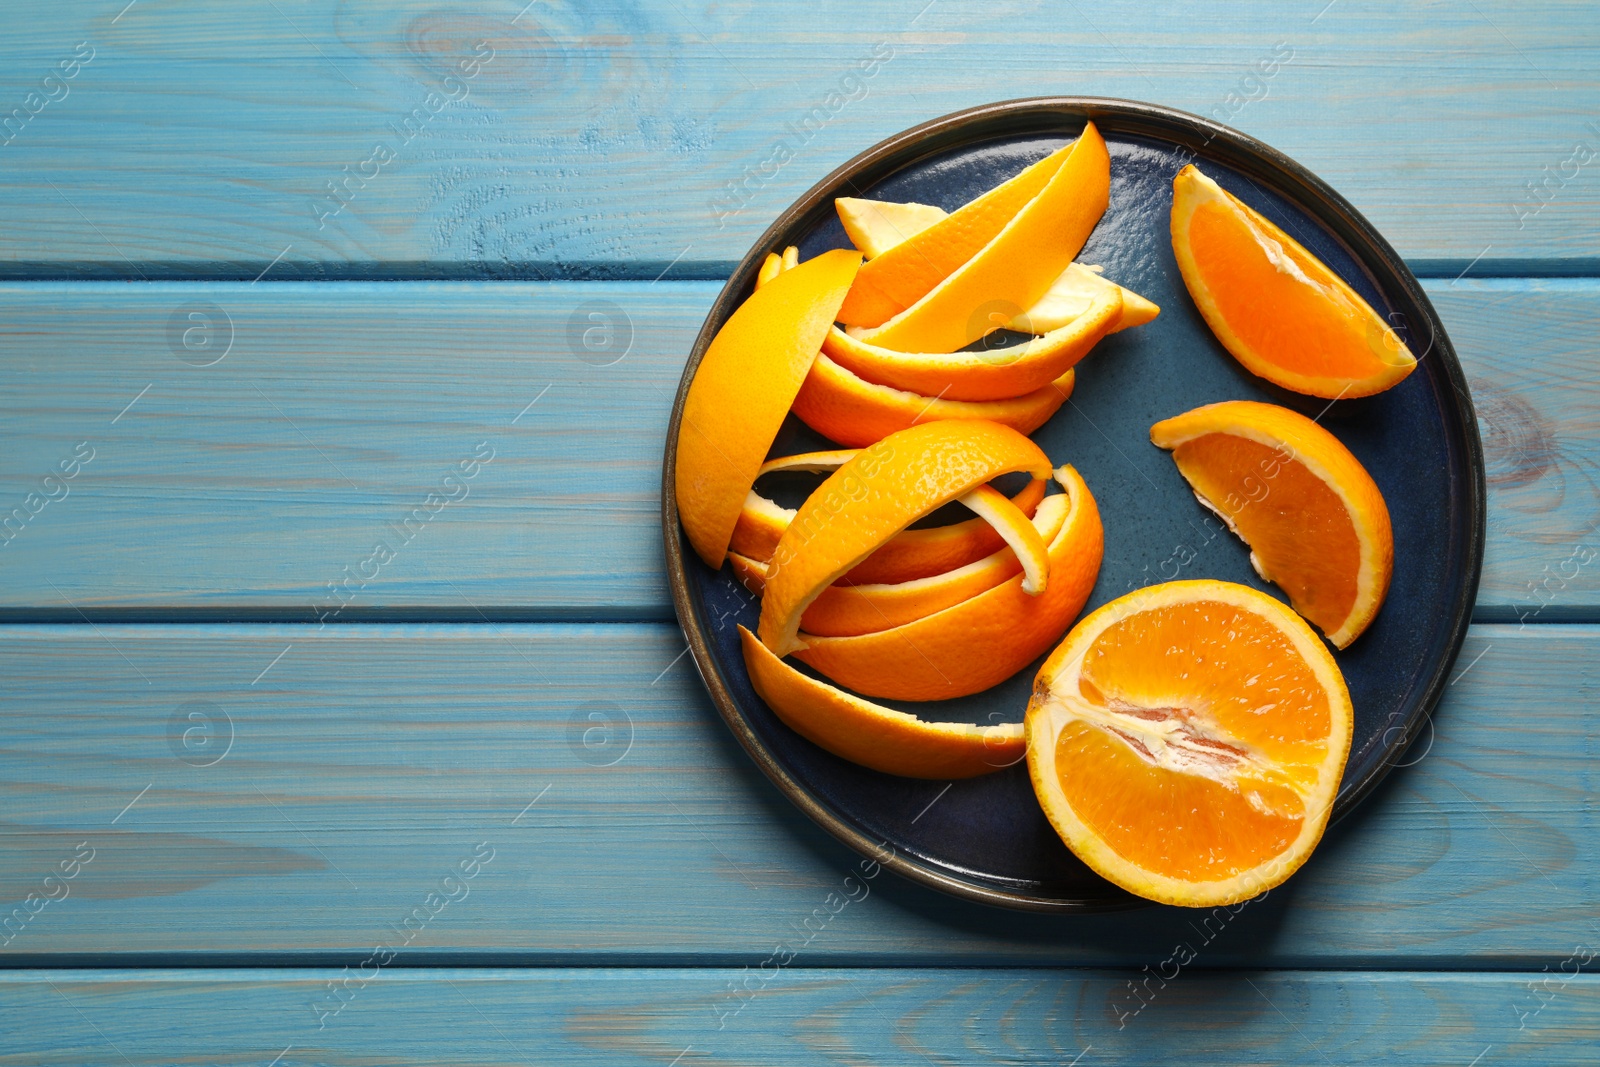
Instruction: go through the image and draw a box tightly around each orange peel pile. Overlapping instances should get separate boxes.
[672,126,1150,779]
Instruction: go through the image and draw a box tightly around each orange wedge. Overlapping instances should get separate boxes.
[1171,165,1416,398]
[740,626,1024,779]
[1025,579,1353,907]
[792,351,1076,447]
[824,284,1121,401]
[836,141,1078,327]
[1151,400,1393,648]
[758,420,1053,657]
[727,451,1048,586]
[793,465,1102,700]
[674,248,860,567]
[856,123,1110,354]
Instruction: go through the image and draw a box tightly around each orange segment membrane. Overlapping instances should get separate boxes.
[1052,719,1303,881]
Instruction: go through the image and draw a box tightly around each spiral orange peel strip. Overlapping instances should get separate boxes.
[757,420,1053,657]
[793,465,1103,701]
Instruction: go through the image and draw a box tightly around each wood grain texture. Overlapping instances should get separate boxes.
[2,968,1596,1065]
[0,1,1595,278]
[0,623,1594,965]
[0,279,1593,616]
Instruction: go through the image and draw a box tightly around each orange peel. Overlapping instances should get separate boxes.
[791,350,1076,447]
[757,420,1053,657]
[823,284,1121,402]
[835,197,950,260]
[740,626,1024,779]
[836,198,1159,336]
[729,450,1048,586]
[793,464,1103,701]
[799,481,1072,637]
[855,122,1111,354]
[674,248,861,567]
[836,140,1078,327]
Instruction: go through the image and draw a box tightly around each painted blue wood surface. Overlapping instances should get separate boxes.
[0,1,1594,278]
[3,969,1596,1065]
[0,623,1593,966]
[0,279,1595,617]
[0,2,1597,1063]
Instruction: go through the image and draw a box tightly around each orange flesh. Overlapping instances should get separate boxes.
[1188,200,1401,381]
[1171,433,1360,636]
[1056,599,1331,881]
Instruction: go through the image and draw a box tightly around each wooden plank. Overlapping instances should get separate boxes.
[0,279,1593,616]
[1453,279,1600,622]
[0,623,1594,965]
[0,280,699,619]
[0,1,1594,277]
[1,968,1595,1064]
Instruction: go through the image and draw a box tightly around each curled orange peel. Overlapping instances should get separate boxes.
[836,203,1159,335]
[729,489,1065,632]
[792,464,1103,701]
[855,122,1111,355]
[798,485,1070,636]
[959,484,1048,596]
[824,285,1122,402]
[728,450,1048,586]
[740,626,1025,779]
[756,420,1053,657]
[791,350,1076,446]
[836,140,1079,328]
[674,248,861,568]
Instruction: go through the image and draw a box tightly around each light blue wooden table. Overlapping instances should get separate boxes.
[1,2,1597,1062]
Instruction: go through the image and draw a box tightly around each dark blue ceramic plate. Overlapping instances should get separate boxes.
[662,98,1485,911]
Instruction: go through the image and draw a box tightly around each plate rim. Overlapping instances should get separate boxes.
[659,95,1487,912]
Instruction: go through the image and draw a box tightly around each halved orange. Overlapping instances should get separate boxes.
[674,248,860,567]
[1151,400,1393,648]
[793,465,1103,701]
[1026,579,1354,907]
[1170,165,1416,398]
[740,626,1023,779]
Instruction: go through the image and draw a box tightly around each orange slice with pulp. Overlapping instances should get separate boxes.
[1150,400,1393,648]
[1170,164,1416,398]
